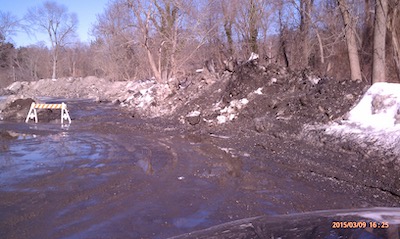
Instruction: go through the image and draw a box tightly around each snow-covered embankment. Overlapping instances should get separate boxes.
[325,82,400,155]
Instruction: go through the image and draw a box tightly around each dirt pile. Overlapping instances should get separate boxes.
[172,61,367,134]
[1,60,367,129]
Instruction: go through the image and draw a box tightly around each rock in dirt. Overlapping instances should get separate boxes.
[186,111,201,125]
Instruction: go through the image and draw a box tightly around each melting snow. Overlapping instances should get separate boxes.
[217,98,249,124]
[254,87,263,95]
[186,111,201,117]
[325,82,400,154]
[346,82,400,129]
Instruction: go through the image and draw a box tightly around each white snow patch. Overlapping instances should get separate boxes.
[254,87,263,95]
[209,134,230,139]
[248,52,259,61]
[186,111,201,117]
[219,147,234,154]
[217,115,227,124]
[240,98,249,105]
[325,82,400,154]
[216,98,249,124]
[346,83,400,129]
[308,76,321,85]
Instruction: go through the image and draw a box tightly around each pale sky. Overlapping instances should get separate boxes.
[0,0,110,47]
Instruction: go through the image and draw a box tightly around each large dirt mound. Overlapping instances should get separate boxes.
[174,61,367,136]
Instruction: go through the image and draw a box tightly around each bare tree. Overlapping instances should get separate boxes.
[14,43,51,81]
[0,12,19,86]
[372,0,389,83]
[92,0,138,80]
[235,0,265,55]
[0,11,20,45]
[337,0,362,81]
[220,0,236,56]
[387,0,400,80]
[288,0,314,68]
[125,0,212,82]
[25,1,78,79]
[125,0,162,81]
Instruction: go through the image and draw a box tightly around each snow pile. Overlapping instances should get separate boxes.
[122,81,175,117]
[217,98,249,124]
[325,82,400,154]
[2,77,181,119]
[344,82,400,128]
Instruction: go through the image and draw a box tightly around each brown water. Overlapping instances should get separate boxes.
[0,99,399,238]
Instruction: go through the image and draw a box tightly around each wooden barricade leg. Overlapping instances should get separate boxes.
[61,103,71,124]
[25,103,38,123]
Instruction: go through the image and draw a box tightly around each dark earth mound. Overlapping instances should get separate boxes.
[1,98,61,123]
[177,61,367,131]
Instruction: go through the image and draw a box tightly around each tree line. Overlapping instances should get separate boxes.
[1,0,399,88]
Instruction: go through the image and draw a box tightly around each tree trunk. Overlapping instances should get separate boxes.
[248,0,258,53]
[278,7,290,68]
[390,25,400,80]
[224,20,234,55]
[300,0,313,68]
[337,0,362,81]
[372,0,389,83]
[387,3,400,81]
[52,48,57,79]
[146,42,162,81]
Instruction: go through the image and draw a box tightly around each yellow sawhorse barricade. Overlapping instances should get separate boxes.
[25,102,72,124]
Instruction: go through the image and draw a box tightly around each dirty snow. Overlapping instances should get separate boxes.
[186,111,201,117]
[216,98,249,124]
[324,82,400,154]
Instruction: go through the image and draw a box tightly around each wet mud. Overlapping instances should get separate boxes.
[0,100,399,238]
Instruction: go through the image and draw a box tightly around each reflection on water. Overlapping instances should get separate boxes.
[173,209,211,229]
[1,100,398,239]
[0,112,246,238]
[0,127,110,186]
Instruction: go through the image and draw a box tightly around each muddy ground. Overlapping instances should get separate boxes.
[1,61,399,238]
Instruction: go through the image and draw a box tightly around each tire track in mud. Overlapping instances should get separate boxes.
[1,114,235,238]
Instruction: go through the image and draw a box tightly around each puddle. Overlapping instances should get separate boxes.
[1,99,398,239]
[173,209,212,229]
[0,132,112,185]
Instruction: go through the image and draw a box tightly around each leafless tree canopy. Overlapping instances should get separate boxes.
[25,1,78,79]
[1,0,400,86]
[0,11,20,45]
